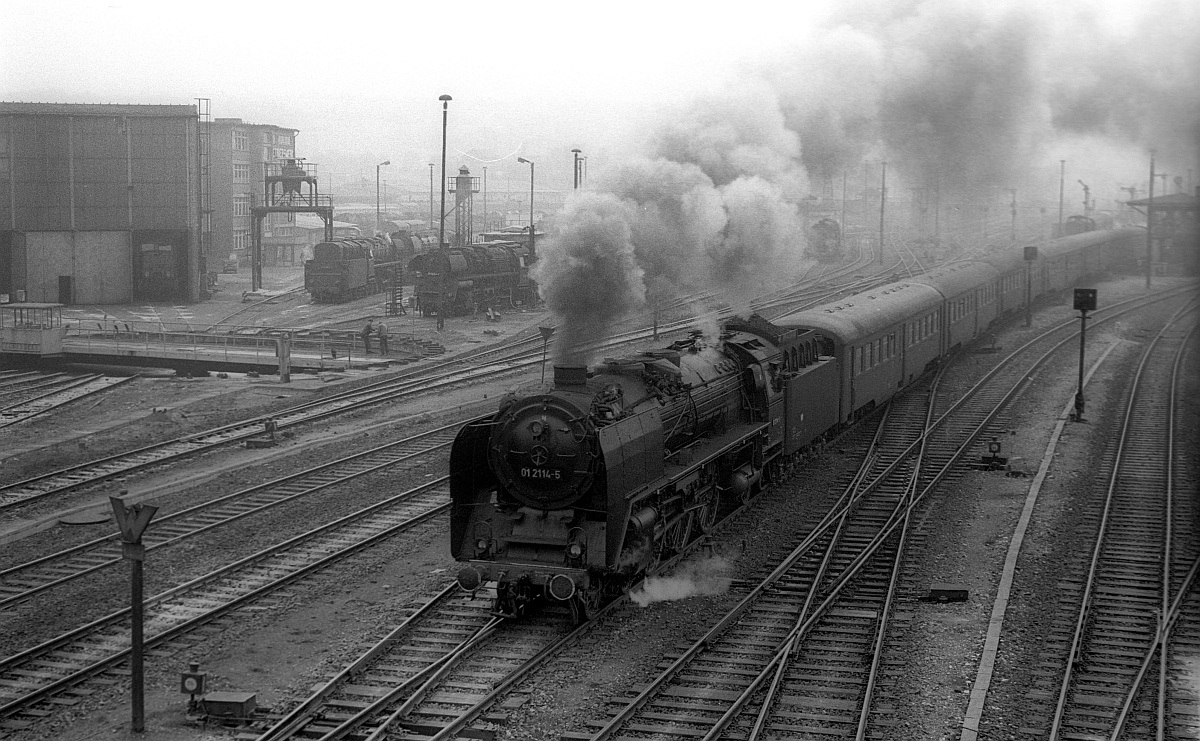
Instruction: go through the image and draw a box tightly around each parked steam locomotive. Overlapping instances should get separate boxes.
[449,228,1141,620]
[407,240,537,316]
[303,236,405,303]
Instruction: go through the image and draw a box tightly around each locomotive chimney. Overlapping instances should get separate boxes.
[553,365,589,388]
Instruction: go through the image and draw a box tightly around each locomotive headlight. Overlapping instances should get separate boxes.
[567,542,583,558]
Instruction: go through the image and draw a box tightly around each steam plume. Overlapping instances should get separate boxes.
[532,193,645,364]
[630,555,734,607]
[534,0,1199,359]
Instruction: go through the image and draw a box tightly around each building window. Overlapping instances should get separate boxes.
[272,147,294,160]
[233,164,250,183]
[233,195,250,216]
[233,230,250,250]
[232,129,248,151]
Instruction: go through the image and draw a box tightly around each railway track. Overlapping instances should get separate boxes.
[0,262,901,519]
[242,429,888,741]
[575,286,1197,741]
[0,349,537,514]
[0,422,463,609]
[0,374,133,429]
[0,477,452,726]
[1021,302,1200,740]
[251,589,593,741]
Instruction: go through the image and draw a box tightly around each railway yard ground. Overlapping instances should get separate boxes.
[0,271,1196,741]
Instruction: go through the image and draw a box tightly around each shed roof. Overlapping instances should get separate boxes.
[0,101,196,117]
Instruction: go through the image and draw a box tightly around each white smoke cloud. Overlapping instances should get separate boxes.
[630,554,734,607]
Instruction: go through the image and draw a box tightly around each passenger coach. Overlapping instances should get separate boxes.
[775,228,1140,424]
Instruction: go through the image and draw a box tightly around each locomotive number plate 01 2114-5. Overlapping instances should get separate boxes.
[520,468,562,480]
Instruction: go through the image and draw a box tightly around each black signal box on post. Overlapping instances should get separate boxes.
[180,669,207,696]
[1073,288,1097,312]
[1023,245,1038,261]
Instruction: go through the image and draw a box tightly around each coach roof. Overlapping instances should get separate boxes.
[774,280,944,342]
[909,260,1000,298]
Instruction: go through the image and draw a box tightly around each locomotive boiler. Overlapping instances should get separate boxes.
[407,241,537,317]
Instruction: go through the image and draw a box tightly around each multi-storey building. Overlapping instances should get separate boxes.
[208,118,298,268]
[0,102,201,303]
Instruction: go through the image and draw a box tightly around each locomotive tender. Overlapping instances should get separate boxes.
[303,236,405,303]
[449,228,1141,620]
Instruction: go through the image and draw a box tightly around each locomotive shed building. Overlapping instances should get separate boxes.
[0,102,201,304]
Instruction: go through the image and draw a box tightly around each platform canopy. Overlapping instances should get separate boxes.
[1126,192,1197,211]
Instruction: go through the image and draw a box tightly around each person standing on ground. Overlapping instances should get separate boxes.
[377,322,389,354]
[361,319,374,354]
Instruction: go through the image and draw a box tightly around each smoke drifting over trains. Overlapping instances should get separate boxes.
[533,0,1198,360]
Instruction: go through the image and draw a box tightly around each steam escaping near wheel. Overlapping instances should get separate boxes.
[629,555,734,607]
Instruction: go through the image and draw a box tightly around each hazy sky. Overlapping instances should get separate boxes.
[3,0,1198,198]
[3,0,830,190]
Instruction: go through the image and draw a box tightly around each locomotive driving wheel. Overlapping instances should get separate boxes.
[570,577,615,625]
[695,493,719,535]
[662,511,693,553]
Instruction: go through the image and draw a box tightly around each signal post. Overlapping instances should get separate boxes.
[1072,288,1097,422]
[111,493,158,733]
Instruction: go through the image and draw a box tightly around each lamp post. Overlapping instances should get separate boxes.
[376,160,390,236]
[437,95,452,332]
[1009,188,1017,241]
[841,171,847,254]
[438,96,451,251]
[571,148,582,189]
[878,161,887,264]
[1147,150,1156,289]
[1058,159,1066,236]
[428,163,435,230]
[518,157,535,258]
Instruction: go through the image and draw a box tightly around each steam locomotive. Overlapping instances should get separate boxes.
[808,217,842,262]
[407,241,537,316]
[449,228,1141,620]
[303,236,406,303]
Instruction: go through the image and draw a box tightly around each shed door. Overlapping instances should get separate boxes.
[58,276,73,305]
